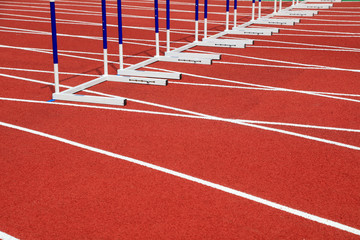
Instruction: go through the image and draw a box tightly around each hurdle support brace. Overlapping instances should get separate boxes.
[275,10,318,16]
[252,18,300,25]
[292,3,333,8]
[228,27,279,36]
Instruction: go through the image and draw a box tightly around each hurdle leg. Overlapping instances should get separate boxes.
[234,0,238,28]
[252,0,256,20]
[279,0,282,11]
[166,0,170,52]
[101,0,108,75]
[258,0,262,19]
[154,0,160,56]
[195,0,199,42]
[274,0,277,13]
[204,0,208,38]
[225,0,230,31]
[50,0,59,93]
[117,0,124,70]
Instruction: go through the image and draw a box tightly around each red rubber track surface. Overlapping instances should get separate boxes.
[0,0,360,239]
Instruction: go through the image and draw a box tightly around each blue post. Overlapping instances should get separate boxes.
[166,0,170,30]
[204,0,208,18]
[50,0,59,93]
[154,0,159,33]
[117,0,123,45]
[101,0,108,74]
[101,0,107,50]
[50,0,58,65]
[195,0,199,21]
[166,0,171,51]
[204,0,208,38]
[226,0,230,30]
[234,0,238,27]
[195,0,199,41]
[117,0,124,69]
[154,0,160,56]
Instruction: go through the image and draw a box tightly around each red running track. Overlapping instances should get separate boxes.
[0,0,359,239]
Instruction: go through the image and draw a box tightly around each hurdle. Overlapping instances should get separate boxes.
[51,0,183,106]
[162,0,220,64]
[198,0,254,47]
[229,0,279,36]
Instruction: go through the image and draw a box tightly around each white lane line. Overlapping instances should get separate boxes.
[1,96,360,133]
[1,72,360,151]
[145,65,360,103]
[1,44,359,104]
[170,81,360,98]
[274,33,360,37]
[276,27,360,35]
[0,231,19,240]
[0,120,359,236]
[248,45,360,53]
[2,66,359,98]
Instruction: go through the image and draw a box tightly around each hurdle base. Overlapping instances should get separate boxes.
[53,93,127,106]
[251,18,300,25]
[118,69,181,80]
[275,10,318,16]
[228,27,279,36]
[107,75,167,86]
[165,52,221,60]
[293,3,333,9]
[197,39,253,48]
[157,55,212,65]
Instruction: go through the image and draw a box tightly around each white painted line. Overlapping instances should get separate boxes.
[0,231,19,240]
[1,96,360,133]
[1,72,360,151]
[2,66,359,99]
[1,120,360,236]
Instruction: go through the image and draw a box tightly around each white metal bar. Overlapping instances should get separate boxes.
[226,11,230,31]
[258,1,262,19]
[118,69,181,80]
[234,9,237,28]
[119,43,124,70]
[275,10,318,16]
[158,55,212,65]
[279,0,282,11]
[166,29,170,52]
[204,18,208,39]
[54,63,59,93]
[195,20,199,42]
[274,0,277,13]
[198,39,251,48]
[252,18,300,25]
[252,2,255,20]
[53,93,126,106]
[155,32,160,56]
[107,75,167,86]
[165,52,221,60]
[103,48,108,75]
[292,3,332,8]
